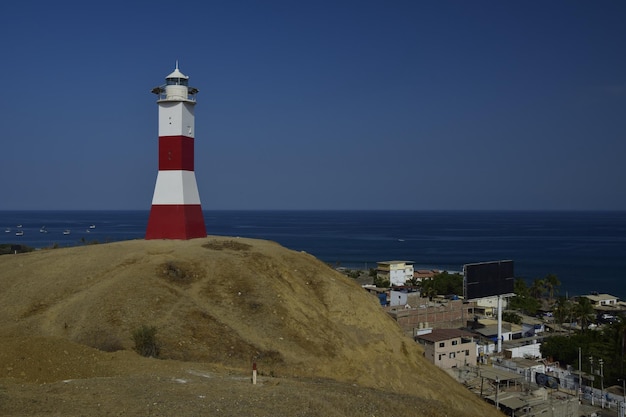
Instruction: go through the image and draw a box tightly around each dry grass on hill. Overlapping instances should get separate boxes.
[0,237,502,416]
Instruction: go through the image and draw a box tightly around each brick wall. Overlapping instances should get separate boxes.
[386,299,477,337]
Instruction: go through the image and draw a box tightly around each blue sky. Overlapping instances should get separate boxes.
[1,1,625,210]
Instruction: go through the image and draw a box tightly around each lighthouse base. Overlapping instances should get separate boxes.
[145,204,207,240]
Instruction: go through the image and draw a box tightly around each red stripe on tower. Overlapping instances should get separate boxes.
[146,63,207,240]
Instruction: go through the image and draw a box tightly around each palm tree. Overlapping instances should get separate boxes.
[573,297,595,331]
[530,278,546,299]
[513,278,530,298]
[543,274,560,300]
[553,296,572,329]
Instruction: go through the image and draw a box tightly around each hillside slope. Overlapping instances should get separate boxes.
[0,237,500,416]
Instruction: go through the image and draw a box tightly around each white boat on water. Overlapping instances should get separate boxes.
[89,224,96,229]
[4,228,9,233]
[63,230,71,235]
[15,230,24,236]
[40,226,48,233]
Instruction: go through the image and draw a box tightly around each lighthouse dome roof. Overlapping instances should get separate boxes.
[166,67,189,80]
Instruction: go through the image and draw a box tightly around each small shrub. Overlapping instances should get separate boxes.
[159,261,198,285]
[132,325,160,358]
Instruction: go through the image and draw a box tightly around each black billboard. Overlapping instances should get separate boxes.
[463,260,514,300]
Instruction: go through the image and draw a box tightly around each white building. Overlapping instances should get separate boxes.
[389,290,409,307]
[473,295,509,317]
[377,261,414,287]
[582,293,620,307]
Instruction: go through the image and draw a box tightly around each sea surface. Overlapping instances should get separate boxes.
[1,210,625,299]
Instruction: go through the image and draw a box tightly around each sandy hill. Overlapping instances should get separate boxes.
[0,237,501,416]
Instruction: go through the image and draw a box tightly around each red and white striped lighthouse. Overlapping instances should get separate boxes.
[145,63,207,240]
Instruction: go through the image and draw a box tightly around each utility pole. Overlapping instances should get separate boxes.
[480,371,484,398]
[617,378,625,417]
[599,358,604,409]
[589,356,595,406]
[578,347,582,403]
[495,376,500,411]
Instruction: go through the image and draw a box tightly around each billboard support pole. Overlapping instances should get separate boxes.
[497,295,503,353]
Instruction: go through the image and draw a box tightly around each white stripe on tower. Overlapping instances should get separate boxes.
[151,171,201,204]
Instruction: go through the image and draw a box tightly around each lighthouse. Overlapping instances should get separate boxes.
[145,63,207,240]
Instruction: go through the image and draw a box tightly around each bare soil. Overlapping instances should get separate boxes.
[0,237,502,416]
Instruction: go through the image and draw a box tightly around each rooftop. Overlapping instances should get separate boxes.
[582,293,620,302]
[415,328,476,343]
[377,260,415,265]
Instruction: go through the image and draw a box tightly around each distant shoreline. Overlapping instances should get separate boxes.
[2,210,625,300]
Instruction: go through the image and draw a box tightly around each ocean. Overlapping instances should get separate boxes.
[1,210,625,299]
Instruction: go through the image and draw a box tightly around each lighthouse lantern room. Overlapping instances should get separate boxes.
[145,63,207,240]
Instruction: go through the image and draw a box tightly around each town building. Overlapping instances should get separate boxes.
[376,260,414,286]
[412,269,438,283]
[579,293,626,322]
[582,293,620,307]
[472,295,509,317]
[415,328,477,369]
[470,318,523,343]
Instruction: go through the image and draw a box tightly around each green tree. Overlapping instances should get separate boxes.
[541,334,579,363]
[543,274,561,300]
[573,297,595,331]
[373,275,390,288]
[529,278,546,299]
[553,296,573,328]
[509,278,541,315]
[503,311,522,324]
[609,317,626,375]
[540,324,626,387]
[431,271,463,296]
[420,279,436,301]
[513,278,530,298]
[0,244,34,255]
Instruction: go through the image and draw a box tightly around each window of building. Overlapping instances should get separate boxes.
[452,340,458,346]
[449,352,455,359]
[439,342,445,348]
[465,350,470,356]
[438,354,444,361]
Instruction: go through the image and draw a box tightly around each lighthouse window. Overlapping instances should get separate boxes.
[166,78,189,86]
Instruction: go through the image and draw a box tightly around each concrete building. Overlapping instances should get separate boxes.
[415,328,477,369]
[471,318,523,343]
[389,289,410,307]
[581,293,620,307]
[376,261,414,287]
[473,295,509,317]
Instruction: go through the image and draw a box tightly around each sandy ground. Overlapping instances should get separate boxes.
[0,237,502,416]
